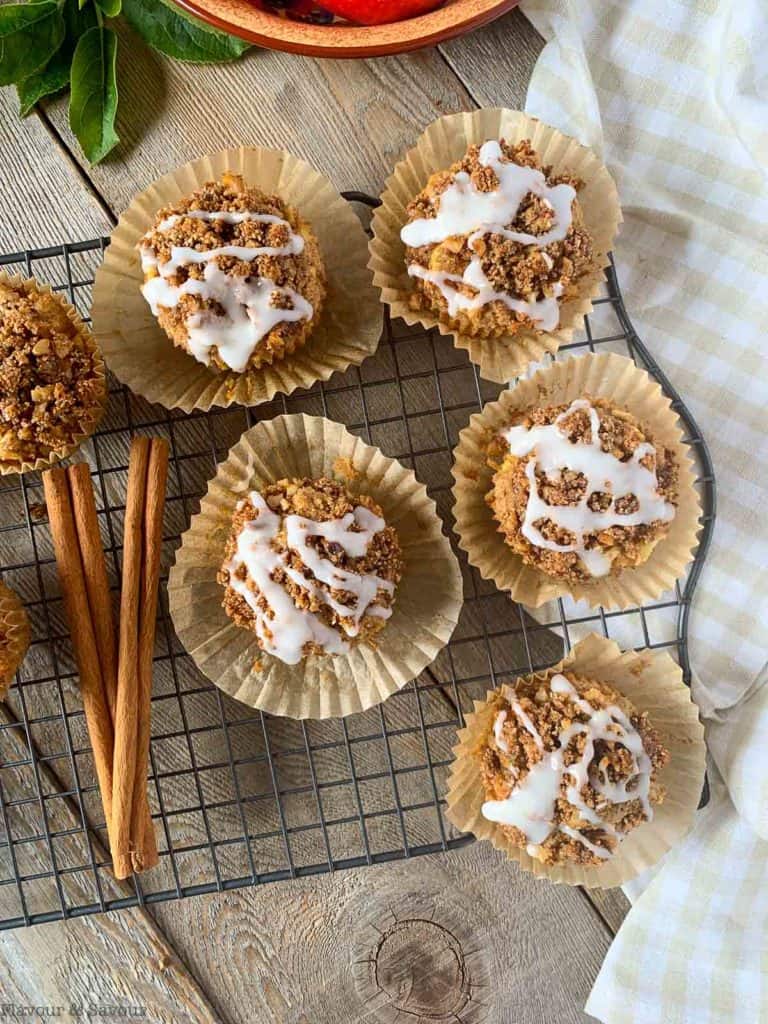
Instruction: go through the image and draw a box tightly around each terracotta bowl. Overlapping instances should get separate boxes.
[172,0,518,57]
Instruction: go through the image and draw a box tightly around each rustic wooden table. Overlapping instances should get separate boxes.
[0,10,629,1022]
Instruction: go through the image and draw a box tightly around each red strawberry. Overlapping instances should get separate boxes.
[317,0,443,24]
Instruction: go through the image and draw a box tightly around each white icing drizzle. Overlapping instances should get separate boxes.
[401,141,575,249]
[493,710,509,754]
[225,493,395,666]
[400,140,575,330]
[482,673,654,861]
[140,208,312,372]
[503,399,676,578]
[408,262,563,332]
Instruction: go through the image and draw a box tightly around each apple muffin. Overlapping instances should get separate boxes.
[400,138,594,338]
[0,276,106,472]
[486,397,678,583]
[218,477,403,665]
[139,173,326,374]
[479,670,669,865]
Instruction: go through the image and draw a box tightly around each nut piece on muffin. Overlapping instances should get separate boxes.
[0,581,30,698]
[400,139,593,339]
[486,397,678,583]
[218,477,403,665]
[139,172,326,374]
[479,670,669,865]
[0,278,105,472]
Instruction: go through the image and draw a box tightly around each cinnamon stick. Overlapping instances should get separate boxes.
[68,461,156,872]
[129,438,168,873]
[111,436,151,879]
[67,463,119,721]
[42,469,115,845]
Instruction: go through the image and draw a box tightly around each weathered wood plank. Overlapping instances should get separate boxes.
[150,839,610,1024]
[40,24,475,210]
[585,888,632,934]
[0,12,627,1020]
[440,10,545,109]
[0,705,222,1023]
[0,92,112,253]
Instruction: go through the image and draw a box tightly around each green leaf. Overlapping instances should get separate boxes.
[16,0,98,116]
[0,1,65,87]
[96,0,122,16]
[16,45,70,115]
[122,0,249,63]
[69,25,119,164]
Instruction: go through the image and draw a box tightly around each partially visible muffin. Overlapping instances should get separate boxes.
[139,173,325,374]
[0,581,30,698]
[0,277,106,473]
[486,397,678,583]
[400,139,594,339]
[479,669,669,866]
[218,477,403,665]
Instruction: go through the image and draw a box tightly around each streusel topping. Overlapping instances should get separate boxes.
[480,670,669,866]
[401,139,593,339]
[218,477,403,664]
[487,397,678,583]
[139,173,325,374]
[0,280,104,469]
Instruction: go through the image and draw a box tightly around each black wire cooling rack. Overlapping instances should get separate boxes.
[0,201,715,929]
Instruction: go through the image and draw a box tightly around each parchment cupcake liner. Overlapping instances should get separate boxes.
[0,581,30,698]
[445,632,706,888]
[0,274,107,475]
[167,414,463,719]
[452,352,702,610]
[92,148,382,413]
[369,108,621,384]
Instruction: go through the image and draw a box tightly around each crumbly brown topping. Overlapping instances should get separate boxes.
[486,397,678,584]
[140,172,326,373]
[479,670,669,866]
[404,139,594,338]
[0,281,104,469]
[218,477,404,661]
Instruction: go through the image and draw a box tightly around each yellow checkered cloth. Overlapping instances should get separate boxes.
[520,0,768,1019]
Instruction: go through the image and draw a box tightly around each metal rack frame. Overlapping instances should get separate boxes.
[0,206,714,929]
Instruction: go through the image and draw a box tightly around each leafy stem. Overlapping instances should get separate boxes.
[1,0,251,164]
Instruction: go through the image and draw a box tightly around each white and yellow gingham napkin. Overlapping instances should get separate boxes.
[518,0,768,1019]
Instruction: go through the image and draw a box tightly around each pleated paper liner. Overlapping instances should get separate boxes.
[0,274,107,475]
[92,147,382,414]
[167,414,464,719]
[368,108,621,384]
[452,352,702,610]
[446,632,706,888]
[0,582,30,698]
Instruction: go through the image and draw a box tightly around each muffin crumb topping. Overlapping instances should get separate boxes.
[0,280,104,470]
[218,477,403,664]
[139,173,325,374]
[401,139,593,338]
[487,398,677,582]
[480,670,669,865]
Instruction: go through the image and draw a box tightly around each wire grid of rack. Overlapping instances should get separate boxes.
[0,208,714,929]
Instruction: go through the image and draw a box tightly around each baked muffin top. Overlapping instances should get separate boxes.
[218,477,403,665]
[0,279,104,470]
[486,397,678,583]
[479,670,669,866]
[139,173,325,374]
[401,139,593,338]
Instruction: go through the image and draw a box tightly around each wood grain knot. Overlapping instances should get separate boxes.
[355,914,489,1024]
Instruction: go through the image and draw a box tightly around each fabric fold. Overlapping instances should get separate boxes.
[520,0,768,1018]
